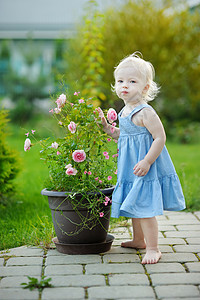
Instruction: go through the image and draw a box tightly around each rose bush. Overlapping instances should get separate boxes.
[24,90,118,231]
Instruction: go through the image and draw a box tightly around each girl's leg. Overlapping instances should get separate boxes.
[121,218,146,249]
[140,217,162,264]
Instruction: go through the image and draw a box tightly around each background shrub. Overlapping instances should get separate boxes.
[66,0,200,141]
[0,109,20,202]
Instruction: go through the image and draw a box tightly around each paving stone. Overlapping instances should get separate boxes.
[156,215,168,221]
[50,275,106,287]
[151,273,200,285]
[159,253,198,262]
[155,285,200,298]
[109,227,129,233]
[157,219,200,225]
[113,233,131,239]
[0,258,4,266]
[47,249,66,256]
[103,253,140,263]
[88,286,155,299]
[42,287,85,299]
[45,264,83,276]
[139,245,173,253]
[159,225,177,231]
[176,225,200,231]
[174,245,200,253]
[158,238,186,245]
[185,262,200,272]
[105,246,137,254]
[0,265,41,276]
[0,276,40,288]
[167,213,197,220]
[108,274,149,286]
[194,211,200,218]
[113,239,124,246]
[46,254,101,265]
[86,263,144,274]
[186,238,200,244]
[145,263,186,274]
[6,256,43,266]
[0,246,43,257]
[162,298,200,300]
[165,231,200,238]
[0,288,39,299]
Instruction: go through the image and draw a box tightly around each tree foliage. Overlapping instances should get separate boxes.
[67,0,200,137]
[102,0,200,131]
[64,0,106,106]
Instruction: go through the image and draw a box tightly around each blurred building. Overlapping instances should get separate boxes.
[0,0,199,100]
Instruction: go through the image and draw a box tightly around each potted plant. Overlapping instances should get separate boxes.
[24,91,118,254]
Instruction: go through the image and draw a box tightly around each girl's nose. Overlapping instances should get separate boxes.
[123,85,128,89]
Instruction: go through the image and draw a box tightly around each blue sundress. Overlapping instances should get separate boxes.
[111,104,186,218]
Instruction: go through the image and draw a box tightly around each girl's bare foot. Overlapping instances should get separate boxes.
[141,249,162,264]
[121,240,146,249]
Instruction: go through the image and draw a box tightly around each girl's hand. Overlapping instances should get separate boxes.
[96,107,109,130]
[133,159,151,177]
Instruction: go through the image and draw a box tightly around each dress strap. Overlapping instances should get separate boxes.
[128,104,151,120]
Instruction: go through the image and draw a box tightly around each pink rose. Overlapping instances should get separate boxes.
[107,138,111,142]
[57,151,61,155]
[24,138,31,151]
[65,164,72,169]
[54,107,61,114]
[105,196,110,202]
[99,212,104,217]
[107,108,117,123]
[74,91,80,96]
[108,176,112,180]
[25,132,29,137]
[66,167,77,176]
[99,180,102,184]
[110,127,115,134]
[68,121,77,133]
[114,169,118,174]
[103,151,108,156]
[78,99,84,103]
[56,93,66,109]
[95,177,99,181]
[31,130,36,134]
[72,150,86,163]
[88,171,92,175]
[51,142,59,149]
[105,155,109,160]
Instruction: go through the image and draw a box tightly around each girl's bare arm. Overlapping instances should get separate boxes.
[133,108,166,177]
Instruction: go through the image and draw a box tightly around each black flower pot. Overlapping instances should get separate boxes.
[41,186,115,246]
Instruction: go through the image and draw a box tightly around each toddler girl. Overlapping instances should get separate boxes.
[98,52,185,264]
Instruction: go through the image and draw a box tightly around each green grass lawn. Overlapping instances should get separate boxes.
[0,121,200,251]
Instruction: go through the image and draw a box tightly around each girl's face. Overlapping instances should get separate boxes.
[115,66,148,105]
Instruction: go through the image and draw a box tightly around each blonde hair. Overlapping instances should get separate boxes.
[113,52,160,102]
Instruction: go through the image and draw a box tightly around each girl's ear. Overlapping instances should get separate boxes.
[143,84,150,94]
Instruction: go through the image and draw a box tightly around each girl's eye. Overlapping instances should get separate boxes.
[117,80,123,83]
[130,80,136,83]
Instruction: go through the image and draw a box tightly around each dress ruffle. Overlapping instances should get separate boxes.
[111,174,185,218]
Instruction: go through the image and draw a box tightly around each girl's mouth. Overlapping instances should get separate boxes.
[122,91,128,94]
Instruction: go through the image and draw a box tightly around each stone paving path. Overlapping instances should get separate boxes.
[0,211,200,299]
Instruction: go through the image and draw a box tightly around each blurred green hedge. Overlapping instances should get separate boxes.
[0,109,20,202]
